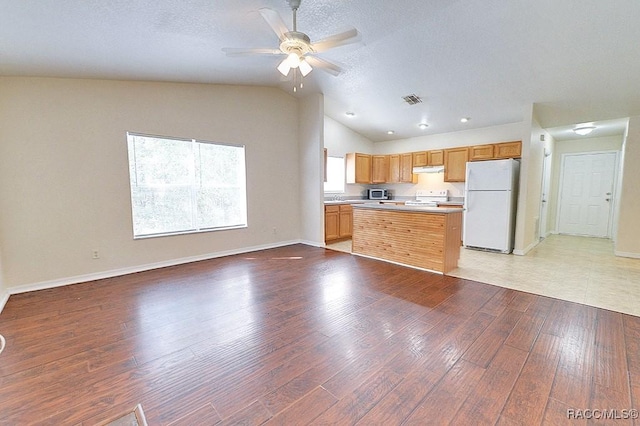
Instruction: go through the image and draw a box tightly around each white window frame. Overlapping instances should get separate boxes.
[127,132,247,239]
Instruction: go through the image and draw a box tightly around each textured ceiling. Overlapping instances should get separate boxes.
[1,0,638,141]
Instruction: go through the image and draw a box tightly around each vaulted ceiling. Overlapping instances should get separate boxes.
[2,0,638,141]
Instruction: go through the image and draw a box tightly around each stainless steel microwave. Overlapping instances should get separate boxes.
[368,189,389,200]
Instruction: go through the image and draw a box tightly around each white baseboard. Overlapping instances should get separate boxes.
[614,250,640,259]
[4,240,303,301]
[0,290,9,315]
[300,239,325,248]
[513,239,539,256]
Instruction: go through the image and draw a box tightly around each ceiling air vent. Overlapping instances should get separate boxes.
[402,94,422,105]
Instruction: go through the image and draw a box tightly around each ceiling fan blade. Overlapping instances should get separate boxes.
[222,47,283,57]
[311,28,359,52]
[305,56,342,76]
[259,8,290,40]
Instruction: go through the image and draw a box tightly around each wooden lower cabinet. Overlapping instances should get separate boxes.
[339,205,353,237]
[324,205,340,241]
[325,204,353,242]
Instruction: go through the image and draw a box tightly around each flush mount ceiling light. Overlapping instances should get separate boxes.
[418,123,429,129]
[460,117,470,123]
[387,130,395,135]
[573,126,596,136]
[345,111,355,117]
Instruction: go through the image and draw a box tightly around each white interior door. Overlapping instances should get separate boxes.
[557,152,617,237]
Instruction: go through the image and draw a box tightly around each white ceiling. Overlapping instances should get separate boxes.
[1,0,638,142]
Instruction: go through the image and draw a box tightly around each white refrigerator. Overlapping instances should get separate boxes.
[463,158,520,253]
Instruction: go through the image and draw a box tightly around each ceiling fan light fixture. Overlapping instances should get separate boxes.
[573,125,596,136]
[277,59,291,76]
[286,52,301,68]
[298,59,312,76]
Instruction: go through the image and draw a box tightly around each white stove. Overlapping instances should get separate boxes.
[405,189,449,207]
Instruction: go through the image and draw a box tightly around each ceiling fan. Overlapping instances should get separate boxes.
[222,0,359,80]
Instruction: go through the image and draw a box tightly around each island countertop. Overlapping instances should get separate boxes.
[352,203,463,214]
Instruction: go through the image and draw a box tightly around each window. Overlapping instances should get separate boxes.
[127,133,247,238]
[324,156,346,193]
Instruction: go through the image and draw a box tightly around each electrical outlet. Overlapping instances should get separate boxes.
[92,250,99,259]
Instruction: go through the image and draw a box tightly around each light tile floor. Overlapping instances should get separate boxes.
[326,234,640,317]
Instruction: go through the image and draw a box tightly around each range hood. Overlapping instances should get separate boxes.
[412,165,445,174]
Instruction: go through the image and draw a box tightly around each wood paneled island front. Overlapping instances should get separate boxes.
[352,204,463,274]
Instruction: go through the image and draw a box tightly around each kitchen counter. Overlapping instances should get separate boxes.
[323,199,407,205]
[353,203,463,213]
[351,204,463,274]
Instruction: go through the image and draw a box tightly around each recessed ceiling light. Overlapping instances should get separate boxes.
[573,126,596,136]
[460,117,470,123]
[345,111,355,117]
[387,130,395,135]
[418,123,429,129]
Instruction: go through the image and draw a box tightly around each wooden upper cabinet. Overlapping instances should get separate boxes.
[412,151,428,167]
[469,144,495,161]
[494,141,522,159]
[346,153,372,184]
[371,155,388,184]
[444,147,469,182]
[388,154,401,183]
[469,141,522,161]
[399,153,416,183]
[428,150,444,166]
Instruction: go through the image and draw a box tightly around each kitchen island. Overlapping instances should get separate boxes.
[351,204,463,274]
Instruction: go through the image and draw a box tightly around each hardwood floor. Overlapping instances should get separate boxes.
[0,244,638,425]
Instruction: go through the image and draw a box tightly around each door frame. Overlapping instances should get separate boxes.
[539,148,552,240]
[555,150,620,238]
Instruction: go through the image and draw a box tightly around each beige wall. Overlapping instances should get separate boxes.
[299,94,325,245]
[0,77,301,290]
[0,251,6,310]
[547,135,624,233]
[513,110,546,254]
[616,116,640,257]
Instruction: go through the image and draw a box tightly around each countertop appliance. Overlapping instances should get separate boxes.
[405,190,449,206]
[368,188,389,200]
[464,158,519,253]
